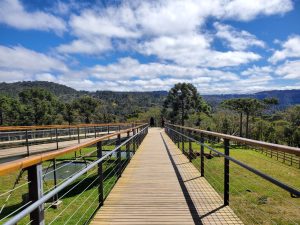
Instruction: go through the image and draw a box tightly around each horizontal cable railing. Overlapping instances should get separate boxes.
[0,124,148,225]
[0,123,142,161]
[165,123,300,225]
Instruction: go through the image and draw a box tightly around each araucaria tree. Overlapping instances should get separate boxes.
[222,97,278,138]
[163,83,210,126]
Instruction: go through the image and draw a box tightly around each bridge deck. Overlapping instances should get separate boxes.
[90,128,243,225]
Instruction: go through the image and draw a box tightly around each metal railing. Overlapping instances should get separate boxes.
[0,123,139,161]
[0,124,148,225]
[165,123,300,224]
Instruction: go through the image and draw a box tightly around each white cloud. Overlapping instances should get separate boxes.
[0,45,68,73]
[221,0,293,21]
[70,9,139,39]
[59,0,293,57]
[241,65,273,76]
[89,57,239,80]
[275,60,300,79]
[214,22,265,50]
[269,35,300,63]
[139,34,260,67]
[0,0,66,33]
[57,38,112,54]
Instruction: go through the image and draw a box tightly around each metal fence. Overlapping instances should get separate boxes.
[0,123,137,162]
[165,123,300,225]
[0,124,148,225]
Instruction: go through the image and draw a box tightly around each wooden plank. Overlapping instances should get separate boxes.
[90,128,243,225]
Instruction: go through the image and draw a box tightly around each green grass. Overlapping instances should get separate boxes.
[178,141,300,225]
[0,144,130,225]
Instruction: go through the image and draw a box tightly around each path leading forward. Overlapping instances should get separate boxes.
[91,128,243,225]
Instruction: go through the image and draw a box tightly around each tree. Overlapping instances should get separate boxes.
[19,88,60,125]
[163,83,210,126]
[221,99,245,137]
[62,103,77,125]
[0,95,10,125]
[222,97,278,138]
[73,96,99,123]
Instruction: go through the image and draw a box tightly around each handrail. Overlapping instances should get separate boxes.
[0,124,147,176]
[3,125,149,225]
[0,122,142,131]
[166,123,300,156]
[165,125,300,197]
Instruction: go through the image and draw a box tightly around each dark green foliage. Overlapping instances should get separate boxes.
[73,95,99,123]
[163,83,210,126]
[19,88,61,125]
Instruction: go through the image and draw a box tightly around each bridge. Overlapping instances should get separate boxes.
[0,123,299,225]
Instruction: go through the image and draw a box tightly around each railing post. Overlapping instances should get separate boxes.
[200,134,204,177]
[52,159,58,203]
[77,127,80,144]
[84,127,87,138]
[126,131,130,161]
[133,129,136,154]
[224,138,230,206]
[55,128,59,150]
[107,125,110,134]
[97,141,103,206]
[189,130,192,162]
[117,134,121,178]
[28,164,44,225]
[177,129,180,148]
[26,130,30,156]
[181,128,185,153]
[94,126,97,138]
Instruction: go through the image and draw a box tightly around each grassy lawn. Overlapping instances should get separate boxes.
[0,143,131,225]
[179,141,300,225]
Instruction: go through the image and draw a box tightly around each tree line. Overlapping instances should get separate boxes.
[0,84,299,147]
[0,88,116,126]
[162,83,300,147]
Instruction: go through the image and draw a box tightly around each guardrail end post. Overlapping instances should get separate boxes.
[224,138,230,206]
[28,164,45,225]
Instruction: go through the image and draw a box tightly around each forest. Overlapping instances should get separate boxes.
[0,81,299,147]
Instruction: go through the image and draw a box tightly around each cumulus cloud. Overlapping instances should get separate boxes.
[214,22,265,50]
[89,57,239,80]
[221,0,293,21]
[0,45,68,73]
[269,35,300,63]
[0,0,66,33]
[57,38,112,54]
[241,65,273,76]
[275,60,300,79]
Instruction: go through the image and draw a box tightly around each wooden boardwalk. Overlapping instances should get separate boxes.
[91,128,243,225]
[0,131,116,162]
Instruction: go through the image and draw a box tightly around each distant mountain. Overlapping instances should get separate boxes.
[0,81,84,101]
[0,81,299,110]
[203,90,300,109]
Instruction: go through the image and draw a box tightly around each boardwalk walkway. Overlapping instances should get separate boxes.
[91,128,243,225]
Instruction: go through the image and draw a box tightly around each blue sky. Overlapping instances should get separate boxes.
[0,0,300,94]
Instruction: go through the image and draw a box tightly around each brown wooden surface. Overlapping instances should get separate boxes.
[0,124,146,176]
[90,128,243,225]
[167,123,300,156]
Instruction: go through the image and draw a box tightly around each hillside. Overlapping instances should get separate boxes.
[0,81,299,110]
